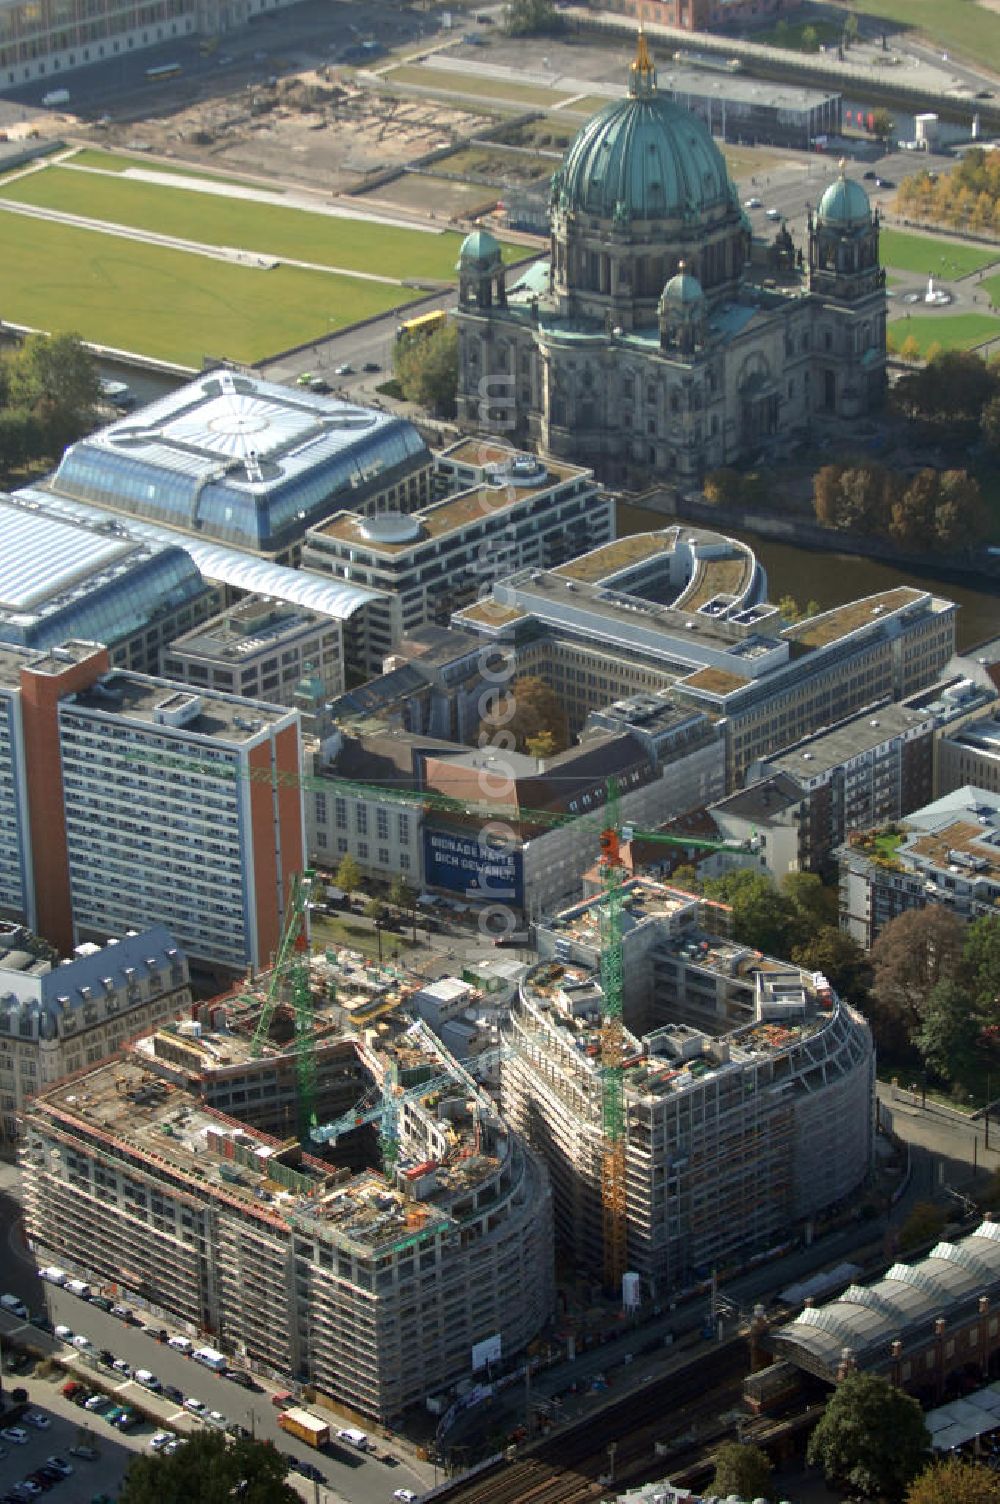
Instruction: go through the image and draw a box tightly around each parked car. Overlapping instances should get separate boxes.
[294,1460,325,1482]
[765,207,781,221]
[149,1432,173,1451]
[71,1334,92,1350]
[308,376,330,393]
[112,1359,132,1377]
[334,363,353,376]
[43,1459,72,1478]
[184,1398,206,1415]
[98,1350,115,1368]
[25,1415,51,1430]
[863,169,877,180]
[1,1429,28,1445]
[84,1396,112,1413]
[87,1296,113,1312]
[362,360,381,372]
[53,1325,72,1342]
[67,1446,98,1461]
[162,1384,185,1404]
[61,1382,83,1400]
[743,196,762,208]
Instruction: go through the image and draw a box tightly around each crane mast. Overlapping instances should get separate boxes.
[599,779,627,1295]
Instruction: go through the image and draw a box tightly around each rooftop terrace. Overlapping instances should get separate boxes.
[553,532,675,584]
[783,588,928,651]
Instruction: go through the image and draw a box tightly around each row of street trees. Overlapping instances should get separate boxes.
[896,147,1000,235]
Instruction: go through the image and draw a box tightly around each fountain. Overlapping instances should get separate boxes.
[924,273,952,307]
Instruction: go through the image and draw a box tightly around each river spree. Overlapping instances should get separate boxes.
[618,503,999,654]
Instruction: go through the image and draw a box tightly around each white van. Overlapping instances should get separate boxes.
[64,1278,92,1298]
[168,1335,193,1353]
[135,1369,161,1390]
[39,1267,67,1285]
[337,1427,370,1451]
[41,88,70,108]
[0,1293,28,1318]
[193,1345,227,1372]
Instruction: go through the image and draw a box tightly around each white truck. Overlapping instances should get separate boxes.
[337,1427,370,1451]
[41,88,70,108]
[193,1345,227,1372]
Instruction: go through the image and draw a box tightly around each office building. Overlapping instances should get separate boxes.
[711,701,937,879]
[838,787,1000,949]
[21,1008,553,1421]
[456,530,957,786]
[938,712,1000,798]
[0,0,302,88]
[455,38,883,485]
[620,1,803,32]
[50,370,433,562]
[310,702,724,918]
[0,492,214,672]
[502,877,874,1291]
[0,639,303,974]
[160,596,344,706]
[0,924,189,1140]
[302,442,612,679]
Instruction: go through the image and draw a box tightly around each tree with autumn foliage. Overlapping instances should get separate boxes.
[478,674,569,755]
[907,1456,1000,1504]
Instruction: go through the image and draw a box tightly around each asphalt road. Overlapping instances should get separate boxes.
[3,1283,432,1504]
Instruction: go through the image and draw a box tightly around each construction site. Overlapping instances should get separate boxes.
[501,875,876,1294]
[20,922,555,1423]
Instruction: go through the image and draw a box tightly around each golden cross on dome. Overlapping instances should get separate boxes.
[629,24,656,95]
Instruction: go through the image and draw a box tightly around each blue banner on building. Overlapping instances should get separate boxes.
[423,827,523,907]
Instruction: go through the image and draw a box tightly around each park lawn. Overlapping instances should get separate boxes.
[888,311,1000,354]
[66,147,266,189]
[0,208,415,365]
[754,19,842,49]
[562,93,617,114]
[387,63,574,108]
[0,164,518,281]
[828,0,1000,67]
[879,226,1000,278]
[980,272,1000,310]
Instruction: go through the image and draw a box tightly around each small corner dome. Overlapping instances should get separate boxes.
[817,173,871,229]
[457,227,503,269]
[661,265,704,306]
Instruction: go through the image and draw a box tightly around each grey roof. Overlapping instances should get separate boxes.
[15,487,383,623]
[0,924,184,1041]
[775,1220,1000,1379]
[712,772,804,823]
[903,785,1000,834]
[67,669,294,743]
[765,701,934,780]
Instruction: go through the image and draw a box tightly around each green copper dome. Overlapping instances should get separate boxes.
[558,54,734,225]
[817,173,871,229]
[457,228,502,268]
[662,265,704,305]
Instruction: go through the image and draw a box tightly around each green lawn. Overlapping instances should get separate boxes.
[880,227,1000,278]
[754,19,843,50]
[387,63,573,107]
[66,147,264,189]
[829,0,1000,67]
[889,311,1000,354]
[980,272,1000,310]
[0,209,416,365]
[0,164,516,281]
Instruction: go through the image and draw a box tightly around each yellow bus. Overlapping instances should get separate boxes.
[396,309,447,343]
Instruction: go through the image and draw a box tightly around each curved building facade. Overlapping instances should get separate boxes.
[501,878,874,1293]
[456,36,886,486]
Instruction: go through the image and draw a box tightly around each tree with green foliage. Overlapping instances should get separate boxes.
[119,1429,297,1504]
[364,897,386,923]
[843,12,859,47]
[389,874,415,913]
[503,0,560,37]
[700,868,801,957]
[801,23,819,52]
[907,1456,1000,1504]
[871,108,895,146]
[394,322,459,417]
[5,331,101,451]
[335,853,362,896]
[791,926,869,1008]
[711,1440,773,1501]
[807,1371,930,1501]
[965,917,1000,1022]
[781,871,838,930]
[916,978,981,1082]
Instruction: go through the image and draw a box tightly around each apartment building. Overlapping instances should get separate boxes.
[22,1015,553,1420]
[161,596,344,706]
[457,532,957,786]
[303,444,612,678]
[502,878,874,1292]
[0,639,303,975]
[838,787,1000,949]
[0,924,188,1140]
[710,701,937,879]
[938,713,1000,798]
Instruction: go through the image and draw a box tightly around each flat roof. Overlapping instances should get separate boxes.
[784,588,928,650]
[767,701,934,778]
[66,670,292,743]
[168,598,332,662]
[681,666,751,696]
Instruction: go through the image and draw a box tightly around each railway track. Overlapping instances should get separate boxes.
[434,1342,746,1504]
